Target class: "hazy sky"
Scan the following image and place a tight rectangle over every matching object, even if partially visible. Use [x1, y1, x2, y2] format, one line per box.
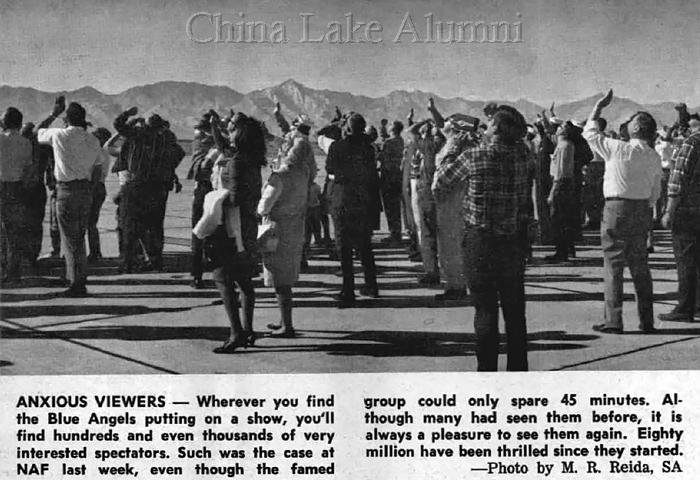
[1, 0, 698, 105]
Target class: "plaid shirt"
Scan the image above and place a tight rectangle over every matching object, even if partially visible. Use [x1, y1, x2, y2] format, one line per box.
[668, 132, 700, 209]
[432, 138, 533, 235]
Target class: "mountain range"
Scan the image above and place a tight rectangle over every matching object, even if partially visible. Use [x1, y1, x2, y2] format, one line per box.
[0, 79, 691, 139]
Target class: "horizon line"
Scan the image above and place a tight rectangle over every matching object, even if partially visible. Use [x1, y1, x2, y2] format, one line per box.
[0, 79, 693, 110]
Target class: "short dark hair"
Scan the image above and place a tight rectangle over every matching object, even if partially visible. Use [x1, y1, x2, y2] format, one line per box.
[2, 107, 23, 130]
[631, 111, 657, 147]
[347, 113, 366, 136]
[492, 106, 527, 143]
[391, 120, 404, 135]
[65, 102, 87, 127]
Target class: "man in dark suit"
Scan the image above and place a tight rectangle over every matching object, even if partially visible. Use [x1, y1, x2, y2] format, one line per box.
[326, 113, 380, 307]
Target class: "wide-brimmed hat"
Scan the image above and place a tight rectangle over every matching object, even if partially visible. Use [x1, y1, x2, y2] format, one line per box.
[446, 113, 479, 132]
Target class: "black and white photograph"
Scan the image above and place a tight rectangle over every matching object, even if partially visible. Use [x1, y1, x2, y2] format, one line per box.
[1, 0, 699, 376]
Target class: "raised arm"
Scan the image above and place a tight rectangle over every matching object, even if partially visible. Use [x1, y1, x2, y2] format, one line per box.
[208, 110, 227, 152]
[428, 98, 445, 128]
[273, 102, 291, 135]
[36, 96, 65, 131]
[113, 106, 139, 137]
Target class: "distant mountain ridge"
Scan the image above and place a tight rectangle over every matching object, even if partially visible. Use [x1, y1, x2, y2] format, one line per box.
[0, 80, 690, 139]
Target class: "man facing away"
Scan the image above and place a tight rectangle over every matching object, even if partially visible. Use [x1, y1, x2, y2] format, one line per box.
[582, 90, 661, 334]
[38, 98, 103, 297]
[326, 113, 380, 307]
[0, 107, 34, 284]
[432, 106, 533, 371]
[659, 116, 700, 322]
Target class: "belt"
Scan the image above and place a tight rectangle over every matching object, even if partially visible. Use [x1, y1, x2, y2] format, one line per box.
[605, 197, 646, 202]
[57, 179, 91, 185]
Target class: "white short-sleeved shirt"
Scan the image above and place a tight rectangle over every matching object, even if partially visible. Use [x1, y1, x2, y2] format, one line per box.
[38, 126, 102, 182]
[583, 120, 661, 206]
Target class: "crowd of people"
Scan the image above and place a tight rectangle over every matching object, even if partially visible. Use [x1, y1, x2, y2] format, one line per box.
[1, 89, 700, 370]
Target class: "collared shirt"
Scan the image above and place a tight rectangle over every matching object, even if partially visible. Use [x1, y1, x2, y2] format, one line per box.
[432, 138, 533, 236]
[667, 132, 700, 209]
[37, 126, 102, 182]
[549, 138, 575, 181]
[0, 130, 33, 182]
[583, 120, 661, 205]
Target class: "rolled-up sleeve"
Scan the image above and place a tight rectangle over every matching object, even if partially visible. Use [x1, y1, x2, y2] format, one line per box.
[37, 128, 57, 145]
[583, 120, 617, 161]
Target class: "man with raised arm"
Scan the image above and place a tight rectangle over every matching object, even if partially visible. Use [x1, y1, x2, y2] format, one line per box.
[38, 97, 103, 296]
[583, 90, 661, 334]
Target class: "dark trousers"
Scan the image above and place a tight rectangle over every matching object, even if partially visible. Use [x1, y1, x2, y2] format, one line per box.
[601, 200, 654, 330]
[582, 162, 605, 227]
[48, 189, 61, 255]
[550, 180, 577, 258]
[0, 182, 28, 279]
[56, 181, 93, 288]
[121, 182, 167, 270]
[25, 182, 47, 261]
[305, 206, 323, 245]
[146, 187, 169, 265]
[671, 225, 700, 316]
[87, 182, 106, 258]
[381, 181, 402, 239]
[191, 181, 212, 278]
[464, 226, 528, 371]
[333, 218, 377, 297]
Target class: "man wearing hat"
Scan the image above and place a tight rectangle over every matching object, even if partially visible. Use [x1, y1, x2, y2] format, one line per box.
[326, 113, 380, 307]
[660, 115, 700, 322]
[113, 108, 184, 273]
[37, 98, 103, 296]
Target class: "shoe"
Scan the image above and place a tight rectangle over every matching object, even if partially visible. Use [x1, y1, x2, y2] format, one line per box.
[659, 310, 693, 322]
[435, 289, 468, 301]
[544, 255, 568, 264]
[647, 246, 655, 254]
[417, 273, 441, 286]
[266, 322, 282, 331]
[87, 254, 102, 264]
[359, 286, 379, 298]
[334, 293, 355, 309]
[60, 286, 89, 298]
[190, 278, 205, 289]
[268, 329, 296, 338]
[639, 325, 657, 334]
[592, 323, 623, 334]
[244, 331, 256, 347]
[212, 337, 249, 354]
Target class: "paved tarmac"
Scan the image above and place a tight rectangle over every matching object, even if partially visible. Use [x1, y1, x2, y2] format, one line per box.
[1, 172, 698, 375]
